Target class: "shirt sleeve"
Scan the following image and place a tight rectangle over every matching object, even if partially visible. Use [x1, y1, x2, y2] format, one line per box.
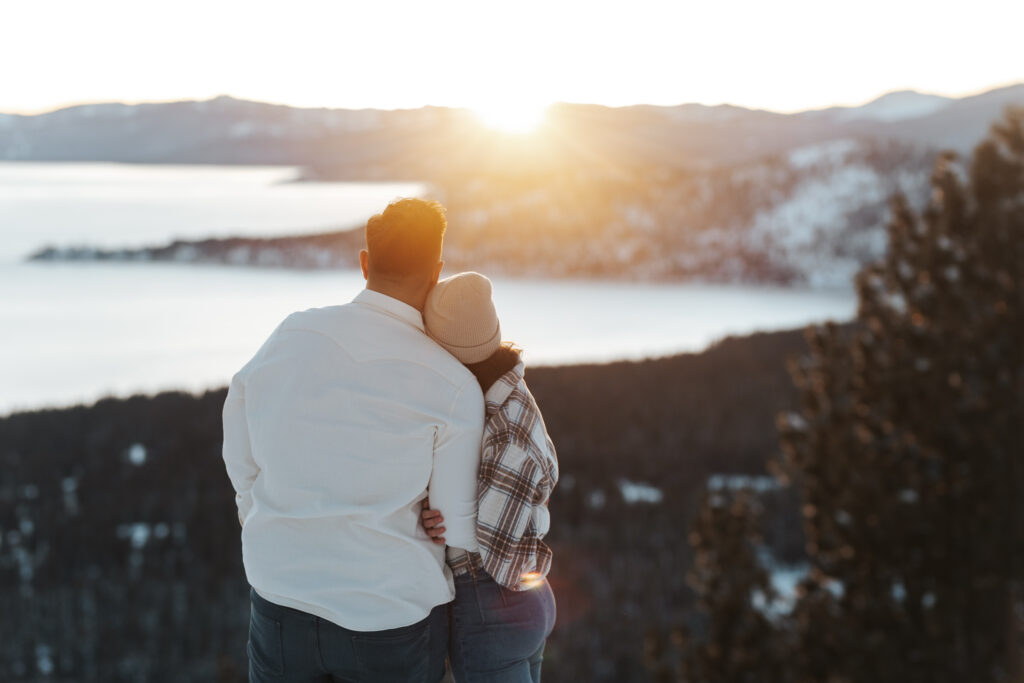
[476, 441, 550, 589]
[429, 378, 485, 551]
[222, 371, 259, 526]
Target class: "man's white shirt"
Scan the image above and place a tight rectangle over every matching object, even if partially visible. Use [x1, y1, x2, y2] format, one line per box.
[222, 289, 484, 631]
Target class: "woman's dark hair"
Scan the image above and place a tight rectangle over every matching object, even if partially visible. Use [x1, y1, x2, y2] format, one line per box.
[465, 342, 521, 393]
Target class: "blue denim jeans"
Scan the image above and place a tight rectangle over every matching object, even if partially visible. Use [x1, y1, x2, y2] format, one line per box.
[248, 588, 448, 683]
[449, 573, 557, 683]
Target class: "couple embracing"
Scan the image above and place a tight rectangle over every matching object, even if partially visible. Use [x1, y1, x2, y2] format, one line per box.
[222, 198, 559, 682]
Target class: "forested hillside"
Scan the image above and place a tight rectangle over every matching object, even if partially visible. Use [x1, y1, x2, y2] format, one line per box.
[0, 327, 812, 682]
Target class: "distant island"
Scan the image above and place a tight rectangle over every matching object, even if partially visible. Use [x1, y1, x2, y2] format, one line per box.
[29, 228, 365, 271]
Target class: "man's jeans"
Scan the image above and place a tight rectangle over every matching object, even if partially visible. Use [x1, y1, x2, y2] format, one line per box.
[449, 573, 557, 683]
[247, 588, 448, 683]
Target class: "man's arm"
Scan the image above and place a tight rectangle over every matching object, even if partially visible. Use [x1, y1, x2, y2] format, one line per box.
[428, 378, 485, 551]
[222, 371, 259, 526]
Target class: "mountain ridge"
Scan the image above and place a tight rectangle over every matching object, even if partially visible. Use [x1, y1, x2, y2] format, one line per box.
[3, 83, 1022, 170]
[6, 83, 1019, 121]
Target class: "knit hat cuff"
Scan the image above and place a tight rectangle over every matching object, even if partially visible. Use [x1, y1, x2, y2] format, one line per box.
[433, 322, 501, 364]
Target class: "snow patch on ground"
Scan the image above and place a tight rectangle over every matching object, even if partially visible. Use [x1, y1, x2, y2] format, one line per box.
[117, 523, 155, 548]
[787, 139, 858, 169]
[128, 443, 147, 466]
[760, 564, 809, 614]
[755, 561, 844, 616]
[617, 479, 664, 504]
[707, 474, 781, 492]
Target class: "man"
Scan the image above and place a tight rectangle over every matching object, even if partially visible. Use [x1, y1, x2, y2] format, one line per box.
[222, 198, 484, 682]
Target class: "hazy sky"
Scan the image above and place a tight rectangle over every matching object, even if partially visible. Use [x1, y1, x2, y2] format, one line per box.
[4, 0, 1023, 115]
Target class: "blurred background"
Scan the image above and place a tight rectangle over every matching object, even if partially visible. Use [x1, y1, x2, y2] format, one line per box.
[1, 1, 1022, 680]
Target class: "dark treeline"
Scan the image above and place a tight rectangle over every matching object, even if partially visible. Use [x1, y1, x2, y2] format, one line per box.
[0, 326, 815, 681]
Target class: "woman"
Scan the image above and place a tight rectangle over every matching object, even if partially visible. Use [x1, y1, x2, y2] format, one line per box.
[420, 272, 559, 683]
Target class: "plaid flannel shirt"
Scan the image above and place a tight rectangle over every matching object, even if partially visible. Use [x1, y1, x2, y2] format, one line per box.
[447, 361, 559, 590]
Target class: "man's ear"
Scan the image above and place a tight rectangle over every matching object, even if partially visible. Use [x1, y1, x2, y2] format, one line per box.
[430, 261, 444, 286]
[359, 250, 369, 280]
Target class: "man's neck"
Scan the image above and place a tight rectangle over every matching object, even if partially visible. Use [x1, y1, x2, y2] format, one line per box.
[364, 280, 427, 313]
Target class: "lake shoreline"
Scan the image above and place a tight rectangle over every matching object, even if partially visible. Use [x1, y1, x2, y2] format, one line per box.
[23, 234, 853, 287]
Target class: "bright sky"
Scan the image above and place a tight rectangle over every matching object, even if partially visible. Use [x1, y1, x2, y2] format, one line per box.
[4, 0, 1023, 115]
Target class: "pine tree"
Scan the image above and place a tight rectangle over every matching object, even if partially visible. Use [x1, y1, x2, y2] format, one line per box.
[779, 108, 1024, 682]
[785, 569, 845, 683]
[682, 490, 788, 683]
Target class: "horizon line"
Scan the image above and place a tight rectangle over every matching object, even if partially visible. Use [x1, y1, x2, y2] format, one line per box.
[3, 79, 1023, 118]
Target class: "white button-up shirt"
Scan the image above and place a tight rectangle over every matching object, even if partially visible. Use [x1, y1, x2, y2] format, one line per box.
[222, 289, 484, 631]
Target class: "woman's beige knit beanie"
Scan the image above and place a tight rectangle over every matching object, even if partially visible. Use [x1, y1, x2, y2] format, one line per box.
[424, 272, 501, 364]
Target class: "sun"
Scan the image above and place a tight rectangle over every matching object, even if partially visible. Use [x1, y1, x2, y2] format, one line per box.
[472, 101, 550, 135]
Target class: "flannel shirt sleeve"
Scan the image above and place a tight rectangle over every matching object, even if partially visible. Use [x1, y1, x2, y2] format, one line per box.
[475, 439, 552, 589]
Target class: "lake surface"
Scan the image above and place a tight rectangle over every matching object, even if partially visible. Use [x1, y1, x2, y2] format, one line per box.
[2, 261, 855, 414]
[0, 162, 857, 414]
[0, 162, 425, 263]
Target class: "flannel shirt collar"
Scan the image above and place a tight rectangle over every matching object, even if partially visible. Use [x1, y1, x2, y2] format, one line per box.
[484, 360, 525, 417]
[352, 288, 425, 333]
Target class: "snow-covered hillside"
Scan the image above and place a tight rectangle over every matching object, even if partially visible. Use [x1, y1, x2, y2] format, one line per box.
[743, 140, 928, 286]
[600, 138, 934, 286]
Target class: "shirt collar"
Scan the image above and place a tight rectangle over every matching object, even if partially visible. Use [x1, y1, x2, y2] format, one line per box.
[484, 360, 525, 416]
[352, 289, 425, 332]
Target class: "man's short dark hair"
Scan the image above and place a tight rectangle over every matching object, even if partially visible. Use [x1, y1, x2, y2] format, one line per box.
[365, 198, 446, 277]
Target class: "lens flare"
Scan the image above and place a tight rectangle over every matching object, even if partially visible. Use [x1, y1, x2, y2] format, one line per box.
[520, 571, 544, 589]
[473, 101, 549, 134]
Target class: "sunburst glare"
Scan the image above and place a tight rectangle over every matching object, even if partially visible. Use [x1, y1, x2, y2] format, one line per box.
[472, 101, 550, 134]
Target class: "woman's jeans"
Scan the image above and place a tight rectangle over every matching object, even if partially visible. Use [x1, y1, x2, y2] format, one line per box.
[248, 588, 448, 682]
[449, 572, 557, 683]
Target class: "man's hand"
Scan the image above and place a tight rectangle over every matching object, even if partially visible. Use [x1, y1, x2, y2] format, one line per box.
[421, 499, 447, 545]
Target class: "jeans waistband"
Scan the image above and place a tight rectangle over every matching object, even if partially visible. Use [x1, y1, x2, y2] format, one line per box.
[250, 587, 307, 620]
